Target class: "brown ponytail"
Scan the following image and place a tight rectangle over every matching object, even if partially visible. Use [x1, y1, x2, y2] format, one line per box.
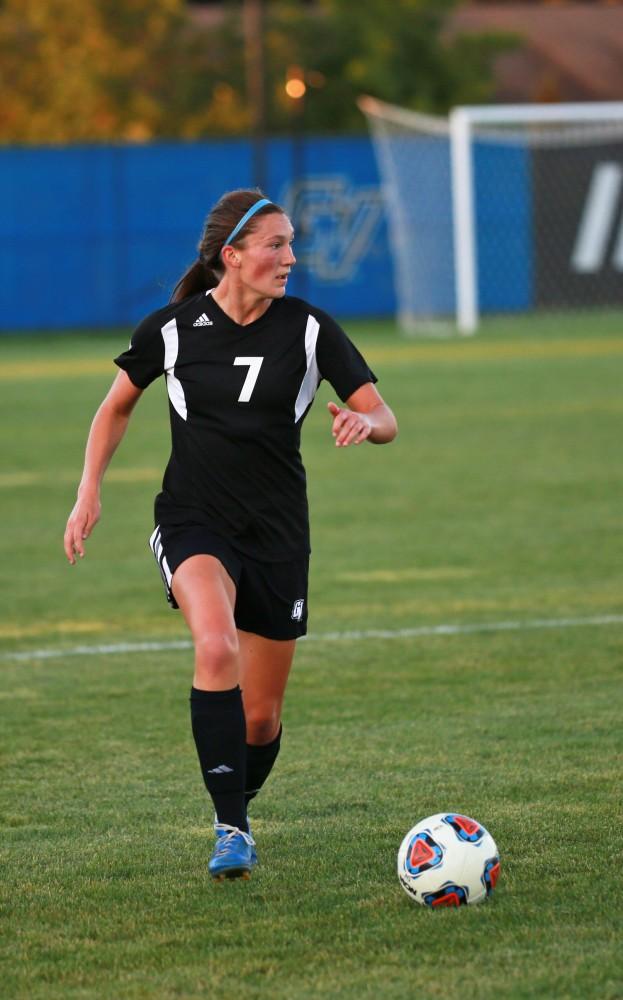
[170, 259, 219, 303]
[170, 188, 285, 303]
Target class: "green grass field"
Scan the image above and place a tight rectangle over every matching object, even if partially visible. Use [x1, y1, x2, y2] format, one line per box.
[1, 313, 622, 999]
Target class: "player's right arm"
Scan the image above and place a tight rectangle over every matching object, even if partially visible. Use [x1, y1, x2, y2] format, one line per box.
[64, 370, 143, 565]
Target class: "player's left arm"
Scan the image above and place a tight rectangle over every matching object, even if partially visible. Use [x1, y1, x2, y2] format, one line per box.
[327, 383, 398, 447]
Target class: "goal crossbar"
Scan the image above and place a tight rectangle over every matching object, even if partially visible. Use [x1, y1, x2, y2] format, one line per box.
[451, 102, 623, 332]
[361, 96, 623, 333]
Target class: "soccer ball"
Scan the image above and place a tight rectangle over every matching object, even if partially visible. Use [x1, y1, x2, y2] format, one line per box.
[397, 812, 500, 907]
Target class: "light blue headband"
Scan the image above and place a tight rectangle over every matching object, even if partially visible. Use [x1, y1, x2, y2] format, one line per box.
[222, 198, 272, 250]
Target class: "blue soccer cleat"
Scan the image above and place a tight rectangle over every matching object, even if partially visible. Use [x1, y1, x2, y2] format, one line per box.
[209, 823, 257, 880]
[213, 815, 258, 867]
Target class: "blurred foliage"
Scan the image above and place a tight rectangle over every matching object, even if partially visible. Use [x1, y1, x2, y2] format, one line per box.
[0, 0, 514, 143]
[263, 0, 514, 133]
[0, 0, 250, 142]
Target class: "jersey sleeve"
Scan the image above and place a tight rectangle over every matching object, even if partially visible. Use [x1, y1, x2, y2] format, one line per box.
[114, 313, 165, 389]
[314, 309, 377, 402]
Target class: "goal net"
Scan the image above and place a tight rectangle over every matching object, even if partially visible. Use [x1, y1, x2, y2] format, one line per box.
[359, 96, 623, 334]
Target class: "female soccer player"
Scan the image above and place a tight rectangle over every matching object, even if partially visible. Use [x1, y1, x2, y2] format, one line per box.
[64, 189, 397, 880]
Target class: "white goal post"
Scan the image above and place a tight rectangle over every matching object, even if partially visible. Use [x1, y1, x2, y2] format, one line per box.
[360, 96, 623, 334]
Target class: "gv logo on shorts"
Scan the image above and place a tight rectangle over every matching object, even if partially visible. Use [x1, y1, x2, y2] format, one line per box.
[291, 599, 305, 621]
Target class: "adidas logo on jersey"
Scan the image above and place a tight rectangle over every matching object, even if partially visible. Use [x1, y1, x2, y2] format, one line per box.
[193, 312, 213, 327]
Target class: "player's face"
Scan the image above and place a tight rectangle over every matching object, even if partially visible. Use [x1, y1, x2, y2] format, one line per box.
[238, 213, 296, 299]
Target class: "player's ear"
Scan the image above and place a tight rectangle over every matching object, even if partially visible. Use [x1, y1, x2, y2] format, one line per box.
[222, 246, 241, 267]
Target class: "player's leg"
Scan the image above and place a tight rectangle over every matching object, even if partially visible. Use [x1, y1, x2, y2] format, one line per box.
[172, 552, 239, 691]
[238, 632, 296, 807]
[233, 553, 308, 811]
[172, 554, 255, 878]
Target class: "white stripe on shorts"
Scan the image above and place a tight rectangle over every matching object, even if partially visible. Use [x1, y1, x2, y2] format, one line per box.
[149, 525, 175, 607]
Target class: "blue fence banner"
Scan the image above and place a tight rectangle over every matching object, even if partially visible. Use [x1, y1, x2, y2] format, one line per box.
[0, 135, 536, 332]
[474, 140, 533, 313]
[0, 138, 392, 331]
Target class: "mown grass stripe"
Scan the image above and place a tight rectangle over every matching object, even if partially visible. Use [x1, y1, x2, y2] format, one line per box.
[366, 336, 623, 365]
[2, 336, 623, 381]
[0, 467, 162, 488]
[3, 613, 622, 661]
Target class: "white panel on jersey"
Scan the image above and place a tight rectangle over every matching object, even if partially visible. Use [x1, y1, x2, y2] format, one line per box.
[294, 315, 321, 423]
[161, 318, 187, 421]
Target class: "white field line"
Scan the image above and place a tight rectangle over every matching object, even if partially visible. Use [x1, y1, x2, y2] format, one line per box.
[1, 614, 622, 662]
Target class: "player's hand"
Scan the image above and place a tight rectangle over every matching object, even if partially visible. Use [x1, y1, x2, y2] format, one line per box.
[327, 401, 372, 447]
[63, 493, 101, 564]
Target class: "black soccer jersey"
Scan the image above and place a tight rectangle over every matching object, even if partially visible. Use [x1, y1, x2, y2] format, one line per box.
[114, 291, 377, 560]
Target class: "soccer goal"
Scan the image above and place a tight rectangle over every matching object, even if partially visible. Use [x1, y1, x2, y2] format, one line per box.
[359, 96, 623, 334]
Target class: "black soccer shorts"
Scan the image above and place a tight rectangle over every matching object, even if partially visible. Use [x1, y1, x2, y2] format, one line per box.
[148, 524, 309, 641]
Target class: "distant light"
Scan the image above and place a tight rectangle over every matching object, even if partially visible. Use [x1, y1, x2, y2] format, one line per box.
[286, 78, 307, 100]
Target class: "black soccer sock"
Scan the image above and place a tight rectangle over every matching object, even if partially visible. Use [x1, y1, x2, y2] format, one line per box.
[245, 725, 282, 808]
[189, 686, 249, 832]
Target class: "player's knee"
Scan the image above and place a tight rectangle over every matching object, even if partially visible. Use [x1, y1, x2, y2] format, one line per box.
[245, 706, 281, 746]
[193, 630, 239, 679]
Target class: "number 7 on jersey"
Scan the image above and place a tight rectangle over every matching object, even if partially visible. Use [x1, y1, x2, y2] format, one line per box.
[233, 356, 264, 403]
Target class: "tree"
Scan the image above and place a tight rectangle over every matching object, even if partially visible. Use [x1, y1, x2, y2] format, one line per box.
[258, 0, 514, 133]
[0, 0, 248, 143]
[0, 0, 513, 143]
